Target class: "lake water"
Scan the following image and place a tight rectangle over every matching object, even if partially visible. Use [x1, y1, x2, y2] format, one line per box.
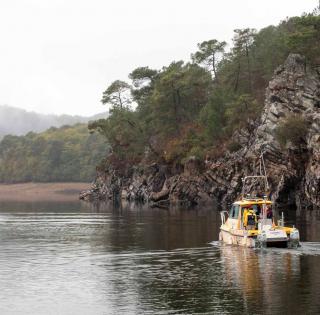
[0, 200, 320, 315]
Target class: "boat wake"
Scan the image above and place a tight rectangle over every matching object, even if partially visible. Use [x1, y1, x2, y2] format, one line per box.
[209, 240, 320, 256]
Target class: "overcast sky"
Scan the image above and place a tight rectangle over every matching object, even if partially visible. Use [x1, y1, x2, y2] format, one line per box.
[0, 0, 317, 116]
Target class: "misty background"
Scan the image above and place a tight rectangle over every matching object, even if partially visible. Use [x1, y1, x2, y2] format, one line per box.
[0, 105, 106, 139]
[0, 0, 317, 117]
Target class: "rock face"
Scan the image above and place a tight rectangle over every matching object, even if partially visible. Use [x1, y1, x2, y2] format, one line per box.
[80, 54, 320, 211]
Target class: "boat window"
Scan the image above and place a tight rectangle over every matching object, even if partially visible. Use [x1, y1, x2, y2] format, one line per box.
[252, 204, 261, 215]
[229, 205, 240, 219]
[228, 207, 233, 218]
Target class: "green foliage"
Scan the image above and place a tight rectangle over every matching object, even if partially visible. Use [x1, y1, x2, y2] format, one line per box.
[129, 67, 158, 88]
[89, 107, 145, 163]
[91, 11, 319, 168]
[225, 94, 262, 132]
[227, 141, 242, 153]
[249, 25, 289, 88]
[101, 80, 132, 109]
[199, 88, 233, 142]
[150, 62, 212, 138]
[0, 124, 108, 183]
[286, 14, 320, 62]
[191, 39, 227, 79]
[90, 62, 212, 166]
[275, 115, 309, 147]
[218, 14, 320, 102]
[163, 124, 206, 163]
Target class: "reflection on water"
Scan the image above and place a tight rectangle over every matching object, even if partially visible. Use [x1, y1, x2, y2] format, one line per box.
[219, 245, 320, 314]
[0, 201, 319, 314]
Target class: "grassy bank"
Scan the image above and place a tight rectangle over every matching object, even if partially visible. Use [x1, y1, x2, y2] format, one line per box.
[0, 182, 90, 202]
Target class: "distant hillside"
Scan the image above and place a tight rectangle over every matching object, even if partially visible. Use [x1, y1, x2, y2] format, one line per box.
[0, 105, 107, 138]
[0, 123, 109, 183]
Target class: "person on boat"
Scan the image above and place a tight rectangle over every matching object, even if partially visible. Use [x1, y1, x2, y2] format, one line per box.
[243, 207, 257, 230]
[266, 206, 273, 219]
[244, 204, 260, 218]
[252, 204, 261, 218]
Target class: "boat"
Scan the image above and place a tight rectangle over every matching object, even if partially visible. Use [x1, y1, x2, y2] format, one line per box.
[219, 154, 300, 248]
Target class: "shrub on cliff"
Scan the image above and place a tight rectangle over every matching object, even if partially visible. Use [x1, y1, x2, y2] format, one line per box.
[275, 115, 309, 147]
[227, 141, 242, 153]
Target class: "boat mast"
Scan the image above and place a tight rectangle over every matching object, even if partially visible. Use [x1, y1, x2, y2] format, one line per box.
[241, 151, 269, 198]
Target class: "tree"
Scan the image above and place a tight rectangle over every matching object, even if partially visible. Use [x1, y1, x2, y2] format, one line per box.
[101, 80, 132, 109]
[191, 39, 227, 80]
[225, 94, 261, 133]
[150, 62, 211, 138]
[129, 67, 158, 88]
[89, 107, 146, 164]
[199, 88, 232, 142]
[129, 67, 157, 109]
[249, 25, 288, 89]
[232, 28, 256, 92]
[286, 14, 320, 63]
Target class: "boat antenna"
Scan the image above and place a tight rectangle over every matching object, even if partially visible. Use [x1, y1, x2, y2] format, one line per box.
[259, 151, 269, 193]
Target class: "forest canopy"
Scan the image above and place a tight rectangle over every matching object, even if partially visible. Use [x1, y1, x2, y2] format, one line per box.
[90, 12, 320, 170]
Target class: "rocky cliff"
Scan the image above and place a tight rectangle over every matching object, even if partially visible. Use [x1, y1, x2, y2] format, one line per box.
[80, 54, 320, 211]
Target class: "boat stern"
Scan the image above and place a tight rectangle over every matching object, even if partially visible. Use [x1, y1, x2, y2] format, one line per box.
[256, 227, 300, 248]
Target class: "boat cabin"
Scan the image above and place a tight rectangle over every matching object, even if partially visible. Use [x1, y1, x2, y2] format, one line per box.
[227, 198, 274, 231]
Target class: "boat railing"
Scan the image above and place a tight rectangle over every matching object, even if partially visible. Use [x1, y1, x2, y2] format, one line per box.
[242, 196, 268, 202]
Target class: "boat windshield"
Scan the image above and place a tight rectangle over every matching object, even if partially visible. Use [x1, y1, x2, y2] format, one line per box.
[242, 203, 273, 218]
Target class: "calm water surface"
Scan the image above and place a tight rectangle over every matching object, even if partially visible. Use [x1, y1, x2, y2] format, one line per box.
[0, 200, 320, 315]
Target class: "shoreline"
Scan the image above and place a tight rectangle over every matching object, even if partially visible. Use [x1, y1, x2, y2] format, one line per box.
[0, 182, 90, 202]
